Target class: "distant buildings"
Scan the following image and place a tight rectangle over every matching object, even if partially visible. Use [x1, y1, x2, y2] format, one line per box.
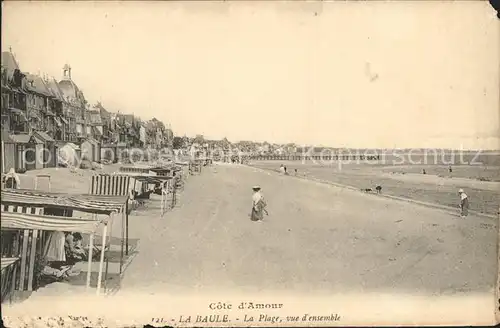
[1, 49, 174, 173]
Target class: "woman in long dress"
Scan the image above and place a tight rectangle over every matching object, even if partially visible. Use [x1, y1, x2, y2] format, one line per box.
[251, 186, 267, 222]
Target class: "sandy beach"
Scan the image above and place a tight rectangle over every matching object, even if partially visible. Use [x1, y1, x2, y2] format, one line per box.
[3, 162, 497, 325]
[249, 161, 500, 216]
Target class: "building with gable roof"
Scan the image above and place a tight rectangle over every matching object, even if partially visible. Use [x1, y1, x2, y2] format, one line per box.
[21, 74, 59, 169]
[58, 64, 87, 141]
[1, 50, 28, 134]
[25, 74, 54, 135]
[94, 102, 118, 144]
[45, 77, 70, 141]
[88, 108, 104, 142]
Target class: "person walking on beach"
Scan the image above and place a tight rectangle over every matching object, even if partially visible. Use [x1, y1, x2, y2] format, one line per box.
[458, 188, 469, 218]
[251, 186, 267, 222]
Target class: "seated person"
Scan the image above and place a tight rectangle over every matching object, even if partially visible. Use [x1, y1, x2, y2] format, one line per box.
[41, 263, 73, 282]
[65, 232, 87, 263]
[4, 168, 21, 189]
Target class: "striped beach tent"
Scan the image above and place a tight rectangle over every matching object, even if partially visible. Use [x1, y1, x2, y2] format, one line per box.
[1, 211, 108, 296]
[90, 174, 131, 196]
[1, 188, 128, 275]
[116, 172, 175, 214]
[88, 174, 130, 269]
[1, 189, 125, 214]
[1, 204, 44, 294]
[1, 257, 20, 303]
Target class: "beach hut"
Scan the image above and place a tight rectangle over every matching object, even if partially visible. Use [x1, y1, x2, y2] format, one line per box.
[116, 142, 128, 162]
[83, 138, 101, 163]
[33, 131, 57, 168]
[1, 188, 129, 288]
[101, 143, 117, 163]
[0, 210, 108, 298]
[9, 134, 43, 172]
[80, 138, 95, 162]
[93, 139, 101, 163]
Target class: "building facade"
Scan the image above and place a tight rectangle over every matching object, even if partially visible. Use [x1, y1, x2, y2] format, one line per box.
[2, 50, 175, 171]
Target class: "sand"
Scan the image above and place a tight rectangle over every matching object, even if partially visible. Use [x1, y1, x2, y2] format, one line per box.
[2, 163, 497, 325]
[249, 161, 500, 216]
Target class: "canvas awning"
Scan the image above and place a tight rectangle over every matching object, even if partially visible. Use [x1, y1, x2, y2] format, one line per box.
[11, 87, 26, 95]
[150, 167, 173, 174]
[1, 211, 104, 233]
[34, 131, 55, 143]
[87, 137, 99, 146]
[1, 257, 20, 271]
[1, 210, 110, 295]
[116, 172, 173, 183]
[1, 189, 127, 215]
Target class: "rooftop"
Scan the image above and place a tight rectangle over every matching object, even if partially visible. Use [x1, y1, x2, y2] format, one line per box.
[25, 74, 52, 97]
[46, 78, 67, 102]
[1, 51, 21, 80]
[33, 130, 55, 142]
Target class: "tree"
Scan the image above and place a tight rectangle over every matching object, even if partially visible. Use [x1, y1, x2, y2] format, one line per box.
[172, 136, 184, 150]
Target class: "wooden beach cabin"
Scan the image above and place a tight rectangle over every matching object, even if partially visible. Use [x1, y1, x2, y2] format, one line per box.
[116, 142, 128, 163]
[81, 138, 98, 162]
[33, 131, 57, 168]
[9, 133, 44, 172]
[101, 143, 117, 163]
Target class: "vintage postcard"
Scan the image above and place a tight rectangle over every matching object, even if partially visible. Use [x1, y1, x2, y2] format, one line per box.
[1, 0, 499, 327]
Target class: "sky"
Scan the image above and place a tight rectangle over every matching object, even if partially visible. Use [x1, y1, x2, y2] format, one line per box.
[2, 1, 499, 149]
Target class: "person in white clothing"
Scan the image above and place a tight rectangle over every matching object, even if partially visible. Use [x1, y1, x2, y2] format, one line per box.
[458, 188, 469, 218]
[4, 168, 20, 189]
